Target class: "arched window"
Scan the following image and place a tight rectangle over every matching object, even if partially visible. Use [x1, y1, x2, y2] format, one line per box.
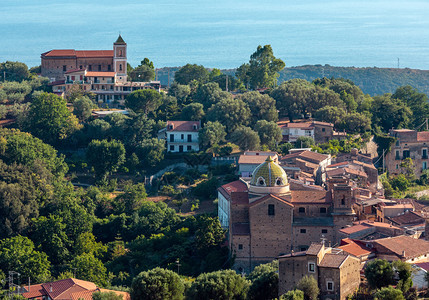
[341, 196, 345, 205]
[257, 177, 266, 186]
[275, 177, 283, 186]
[119, 64, 122, 71]
[119, 49, 123, 57]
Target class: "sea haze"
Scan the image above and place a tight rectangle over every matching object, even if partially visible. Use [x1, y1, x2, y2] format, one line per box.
[1, 0, 428, 69]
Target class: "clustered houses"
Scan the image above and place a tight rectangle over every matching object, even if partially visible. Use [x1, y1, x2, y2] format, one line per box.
[223, 147, 429, 298]
[42, 35, 160, 106]
[385, 128, 429, 178]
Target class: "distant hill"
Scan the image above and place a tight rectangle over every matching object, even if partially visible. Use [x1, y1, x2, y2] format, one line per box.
[156, 65, 429, 96]
[278, 65, 429, 96]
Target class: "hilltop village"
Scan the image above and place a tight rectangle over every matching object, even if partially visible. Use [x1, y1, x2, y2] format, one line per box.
[1, 36, 429, 299]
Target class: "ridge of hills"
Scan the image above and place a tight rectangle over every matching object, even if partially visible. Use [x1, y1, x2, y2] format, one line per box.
[156, 65, 429, 96]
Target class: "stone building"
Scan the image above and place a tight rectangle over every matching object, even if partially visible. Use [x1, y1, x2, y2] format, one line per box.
[218, 156, 358, 272]
[42, 35, 127, 82]
[43, 35, 160, 105]
[385, 129, 429, 177]
[278, 243, 361, 300]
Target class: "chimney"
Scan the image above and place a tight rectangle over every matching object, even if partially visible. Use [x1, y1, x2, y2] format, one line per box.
[402, 250, 406, 258]
[50, 284, 53, 293]
[28, 277, 30, 293]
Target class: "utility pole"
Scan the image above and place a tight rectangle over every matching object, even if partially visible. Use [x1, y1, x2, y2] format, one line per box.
[175, 258, 181, 275]
[397, 58, 400, 69]
[225, 75, 228, 92]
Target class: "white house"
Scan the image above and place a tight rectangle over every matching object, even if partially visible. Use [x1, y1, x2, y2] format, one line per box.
[158, 120, 200, 153]
[278, 122, 314, 143]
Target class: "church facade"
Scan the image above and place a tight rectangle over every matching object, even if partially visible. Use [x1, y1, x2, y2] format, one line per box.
[218, 157, 356, 272]
[42, 36, 160, 105]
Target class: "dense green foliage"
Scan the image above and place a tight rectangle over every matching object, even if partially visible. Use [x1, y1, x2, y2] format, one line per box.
[131, 267, 184, 300]
[278, 65, 429, 96]
[296, 276, 319, 300]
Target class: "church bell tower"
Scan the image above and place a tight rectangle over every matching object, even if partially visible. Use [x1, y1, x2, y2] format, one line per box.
[113, 35, 127, 82]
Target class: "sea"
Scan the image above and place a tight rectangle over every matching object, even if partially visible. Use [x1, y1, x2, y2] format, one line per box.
[1, 0, 429, 70]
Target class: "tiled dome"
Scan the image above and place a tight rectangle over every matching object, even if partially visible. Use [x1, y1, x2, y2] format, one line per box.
[250, 156, 288, 187]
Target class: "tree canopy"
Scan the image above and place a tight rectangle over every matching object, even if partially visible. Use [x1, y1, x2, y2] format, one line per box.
[174, 64, 209, 85]
[25, 92, 81, 145]
[237, 45, 285, 89]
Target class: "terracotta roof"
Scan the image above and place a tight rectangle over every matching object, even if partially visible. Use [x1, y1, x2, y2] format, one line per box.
[414, 262, 429, 271]
[306, 243, 323, 255]
[49, 80, 65, 86]
[417, 131, 429, 142]
[387, 211, 425, 226]
[238, 155, 272, 165]
[22, 283, 45, 299]
[41, 278, 96, 300]
[282, 150, 329, 164]
[166, 121, 200, 132]
[70, 289, 97, 300]
[319, 253, 348, 268]
[85, 71, 116, 77]
[373, 236, 429, 259]
[99, 289, 130, 300]
[232, 223, 250, 235]
[338, 239, 372, 257]
[219, 180, 248, 196]
[42, 50, 113, 58]
[340, 224, 372, 235]
[327, 161, 349, 168]
[42, 49, 76, 57]
[284, 122, 313, 129]
[295, 158, 319, 170]
[312, 121, 334, 127]
[290, 190, 330, 204]
[327, 167, 367, 178]
[249, 194, 294, 208]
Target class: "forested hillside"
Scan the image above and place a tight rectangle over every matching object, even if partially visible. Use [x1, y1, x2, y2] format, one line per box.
[279, 65, 429, 96]
[158, 65, 429, 96]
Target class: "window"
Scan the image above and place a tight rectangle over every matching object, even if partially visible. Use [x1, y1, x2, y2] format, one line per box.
[257, 177, 266, 186]
[238, 244, 243, 250]
[424, 162, 427, 170]
[327, 281, 334, 291]
[396, 164, 399, 169]
[187, 134, 192, 142]
[63, 65, 67, 71]
[98, 65, 101, 71]
[268, 204, 275, 216]
[298, 207, 305, 213]
[322, 229, 328, 234]
[396, 140, 400, 146]
[79, 65, 82, 69]
[276, 177, 283, 186]
[187, 145, 192, 151]
[403, 150, 410, 159]
[322, 128, 325, 132]
[170, 134, 174, 142]
[119, 64, 123, 71]
[308, 263, 315, 273]
[423, 149, 428, 159]
[119, 49, 123, 57]
[181, 134, 184, 140]
[80, 75, 83, 80]
[300, 229, 306, 234]
[88, 65, 92, 71]
[320, 207, 327, 213]
[108, 65, 111, 71]
[341, 196, 345, 205]
[170, 145, 174, 151]
[395, 150, 400, 160]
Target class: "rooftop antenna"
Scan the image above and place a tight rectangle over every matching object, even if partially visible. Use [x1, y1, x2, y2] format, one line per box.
[397, 58, 400, 69]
